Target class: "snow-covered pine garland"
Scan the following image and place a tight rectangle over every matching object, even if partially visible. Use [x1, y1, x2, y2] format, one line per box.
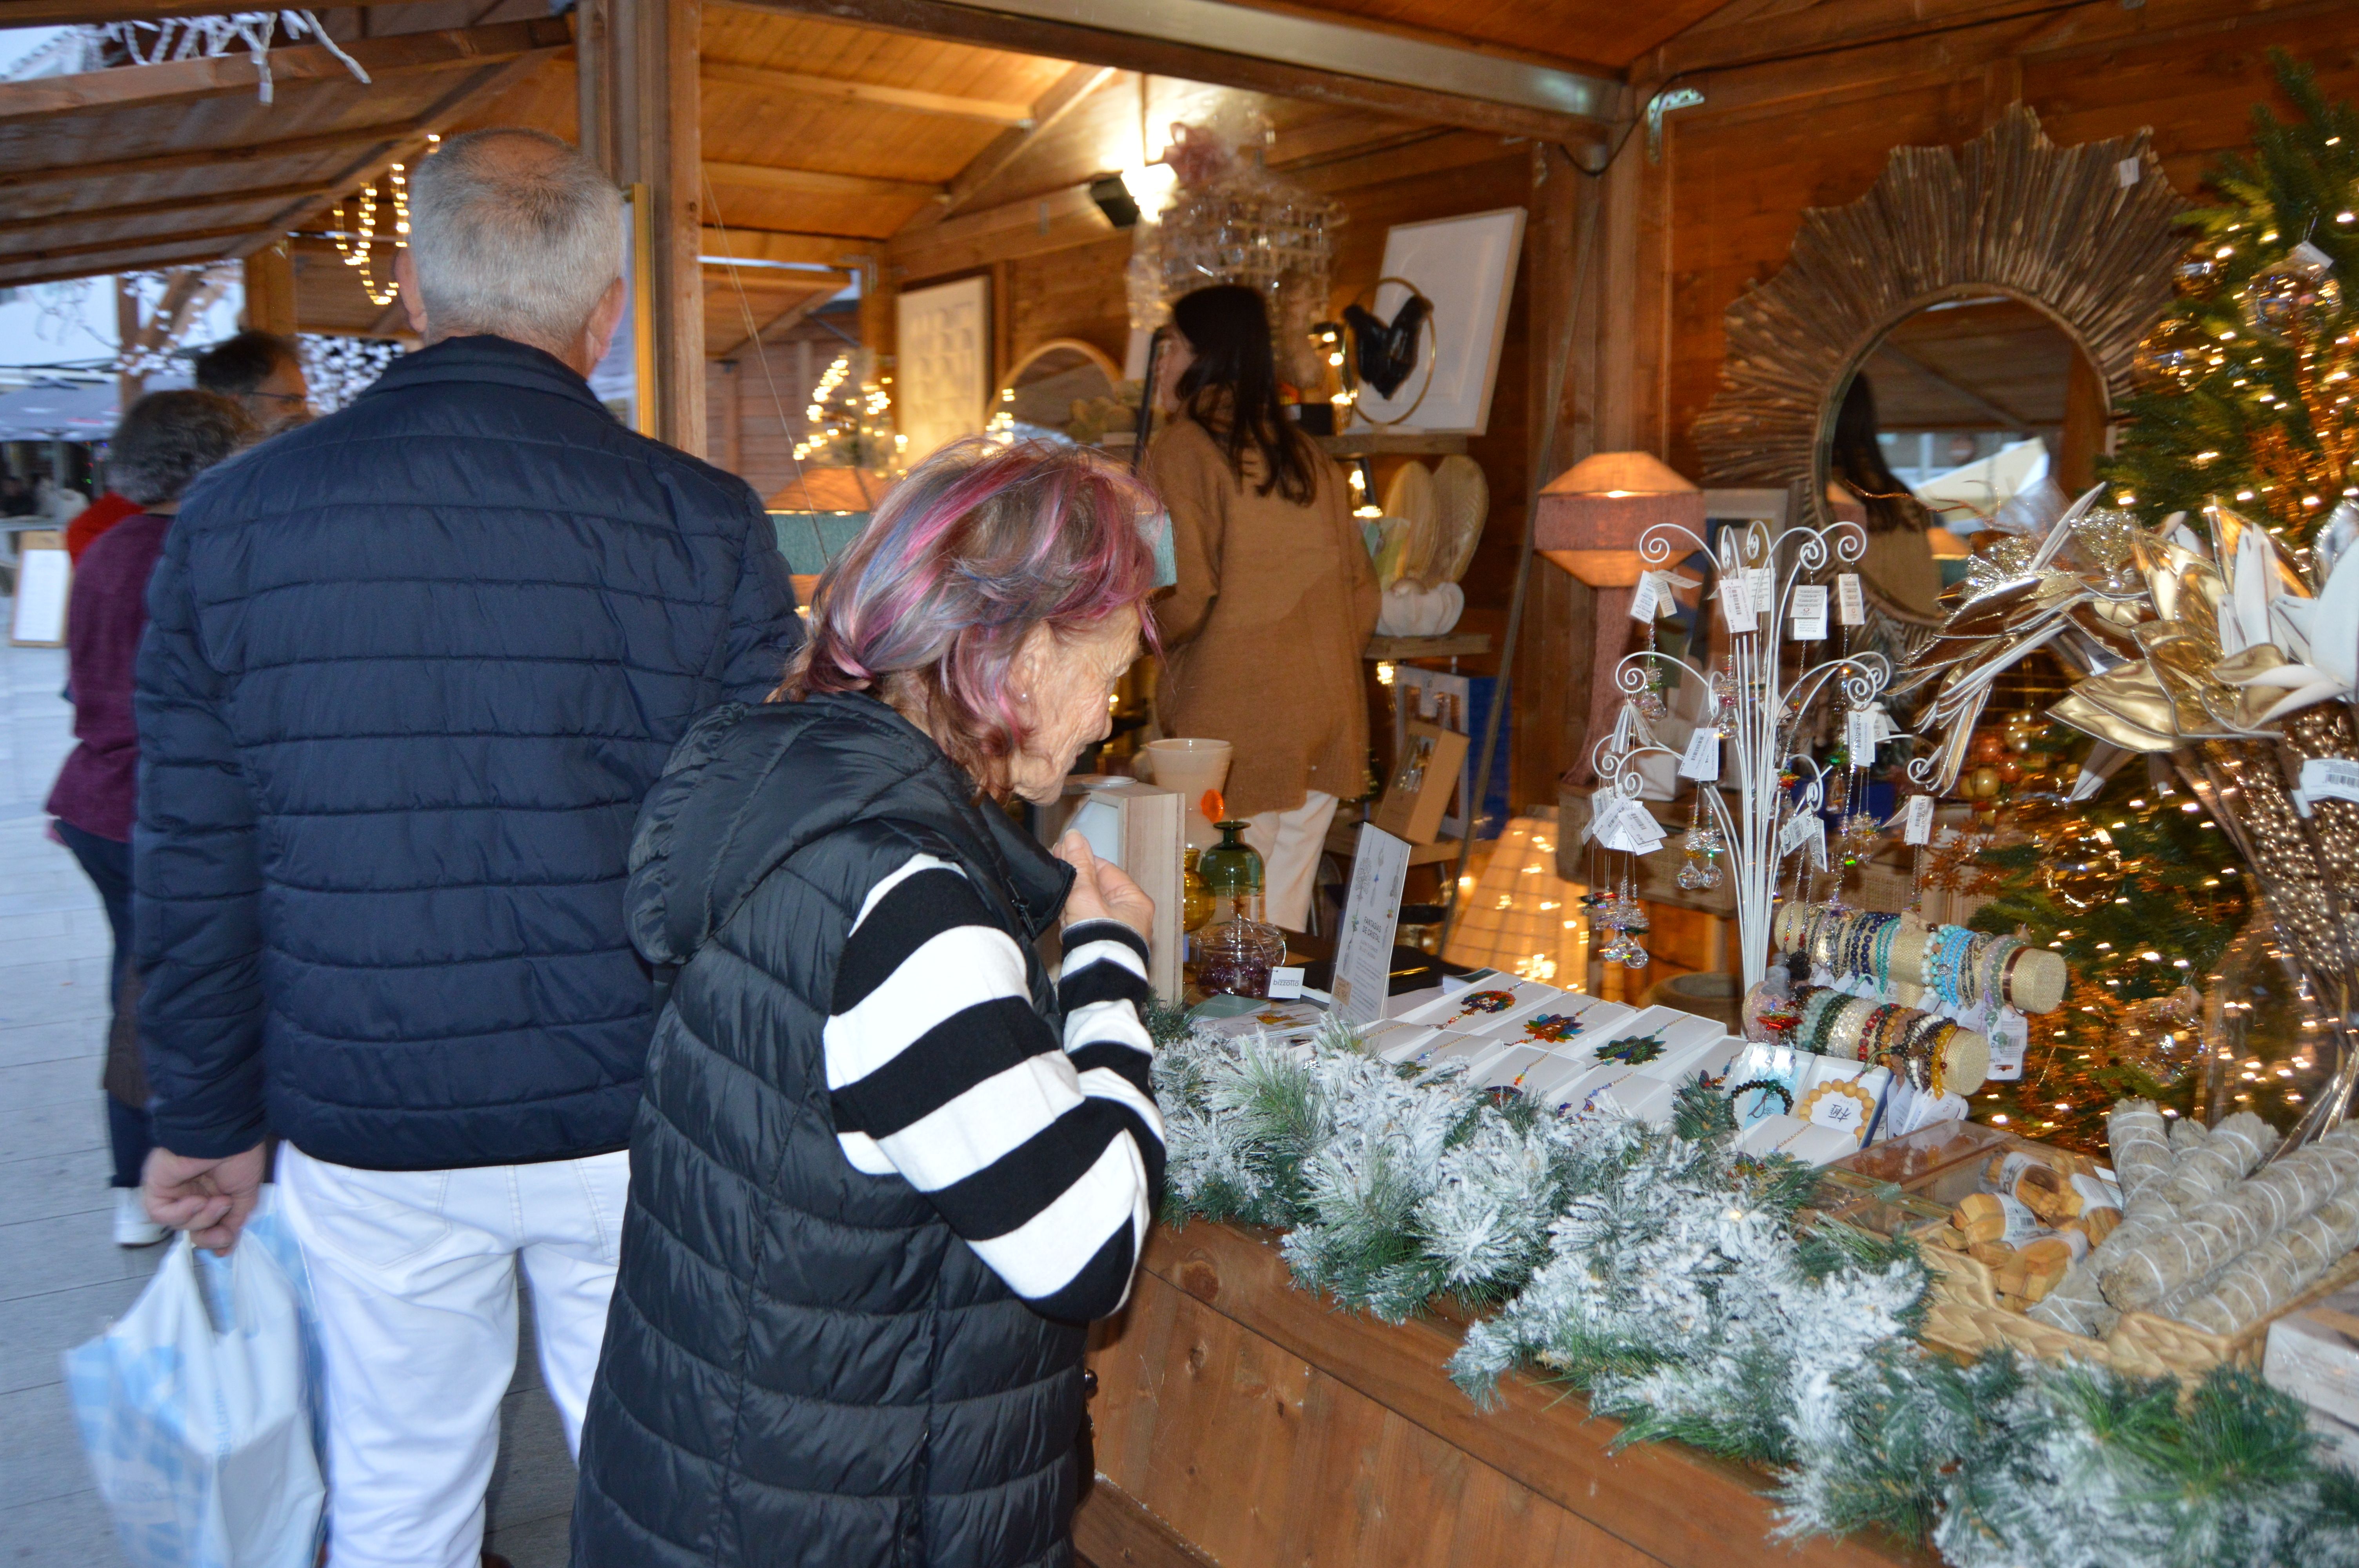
[1147, 1014, 2359, 1566]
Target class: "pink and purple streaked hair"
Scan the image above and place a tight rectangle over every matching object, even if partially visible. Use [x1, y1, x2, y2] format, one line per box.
[777, 437, 1162, 793]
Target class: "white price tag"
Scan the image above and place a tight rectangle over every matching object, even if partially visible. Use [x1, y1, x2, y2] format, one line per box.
[1846, 708, 1877, 759]
[1807, 817, 1827, 870]
[1779, 811, 1816, 855]
[1717, 574, 1756, 631]
[1986, 1012, 2028, 1081]
[1790, 584, 1827, 641]
[1677, 726, 1721, 781]
[1835, 573, 1865, 626]
[1903, 794, 1935, 846]
[1628, 572, 1660, 622]
[1872, 704, 1897, 742]
[2301, 758, 2359, 805]
[1747, 567, 1775, 621]
[1266, 966, 1305, 1000]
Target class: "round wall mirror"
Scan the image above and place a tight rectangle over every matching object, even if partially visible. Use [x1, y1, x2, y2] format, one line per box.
[989, 339, 1122, 444]
[1815, 292, 2107, 618]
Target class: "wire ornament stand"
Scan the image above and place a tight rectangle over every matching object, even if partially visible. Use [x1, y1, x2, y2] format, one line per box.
[1588, 517, 1890, 988]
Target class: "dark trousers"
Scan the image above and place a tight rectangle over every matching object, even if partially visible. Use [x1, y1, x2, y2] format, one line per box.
[55, 820, 151, 1189]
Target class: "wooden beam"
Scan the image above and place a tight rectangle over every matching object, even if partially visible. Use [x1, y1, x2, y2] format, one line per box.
[889, 181, 1113, 282]
[700, 59, 1031, 125]
[0, 16, 570, 126]
[1645, 0, 2083, 80]
[705, 160, 947, 202]
[698, 225, 876, 268]
[724, 0, 1619, 148]
[0, 181, 333, 239]
[0, 118, 422, 193]
[928, 62, 1115, 223]
[242, 238, 297, 336]
[0, 220, 257, 267]
[0, 235, 244, 287]
[714, 287, 837, 359]
[0, 0, 358, 24]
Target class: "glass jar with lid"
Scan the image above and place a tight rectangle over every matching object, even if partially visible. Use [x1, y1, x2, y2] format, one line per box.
[1192, 820, 1287, 997]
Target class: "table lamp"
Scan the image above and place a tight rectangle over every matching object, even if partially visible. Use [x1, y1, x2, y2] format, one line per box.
[1533, 452, 1704, 587]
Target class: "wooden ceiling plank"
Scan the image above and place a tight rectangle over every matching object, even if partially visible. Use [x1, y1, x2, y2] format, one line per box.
[0, 218, 256, 266]
[721, 0, 1616, 147]
[241, 45, 567, 258]
[714, 285, 841, 358]
[699, 224, 878, 267]
[0, 119, 422, 194]
[0, 0, 356, 23]
[889, 179, 1115, 280]
[1645, 0, 2083, 80]
[706, 159, 947, 200]
[0, 180, 334, 239]
[700, 58, 1032, 123]
[0, 240, 236, 288]
[926, 62, 1116, 224]
[0, 16, 570, 127]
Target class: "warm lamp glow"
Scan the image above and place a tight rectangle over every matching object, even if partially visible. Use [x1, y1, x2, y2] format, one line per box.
[1120, 163, 1177, 212]
[1532, 451, 1702, 587]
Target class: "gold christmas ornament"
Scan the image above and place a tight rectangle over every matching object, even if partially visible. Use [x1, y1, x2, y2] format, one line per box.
[2044, 827, 2123, 911]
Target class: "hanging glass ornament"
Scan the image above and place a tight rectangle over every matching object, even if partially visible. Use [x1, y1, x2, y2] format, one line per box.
[2043, 825, 2123, 911]
[2245, 239, 2341, 338]
[1635, 619, 1669, 722]
[2174, 251, 2220, 296]
[2110, 983, 2203, 1086]
[2071, 506, 2144, 591]
[2131, 313, 2210, 389]
[1712, 653, 1738, 737]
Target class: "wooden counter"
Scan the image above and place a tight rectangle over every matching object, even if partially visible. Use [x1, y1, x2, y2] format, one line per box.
[1076, 1221, 1926, 1568]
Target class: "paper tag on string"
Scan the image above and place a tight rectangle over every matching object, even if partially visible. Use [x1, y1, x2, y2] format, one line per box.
[1677, 727, 1721, 781]
[1717, 575, 1756, 631]
[1903, 794, 1935, 845]
[1986, 1012, 2028, 1081]
[1628, 572, 1660, 622]
[1790, 584, 1827, 641]
[1265, 966, 1305, 1000]
[1845, 708, 1877, 758]
[1747, 567, 1775, 622]
[1806, 817, 1827, 870]
[1835, 573, 1865, 626]
[1779, 811, 1817, 856]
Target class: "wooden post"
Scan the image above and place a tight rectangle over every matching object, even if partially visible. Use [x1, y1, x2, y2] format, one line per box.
[241, 238, 298, 337]
[582, 0, 705, 456]
[114, 276, 143, 410]
[858, 256, 898, 444]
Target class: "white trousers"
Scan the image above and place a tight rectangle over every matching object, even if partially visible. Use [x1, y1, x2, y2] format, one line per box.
[276, 1143, 631, 1568]
[1241, 789, 1340, 932]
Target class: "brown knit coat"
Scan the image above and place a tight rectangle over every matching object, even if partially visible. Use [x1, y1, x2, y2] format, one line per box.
[1143, 413, 1380, 818]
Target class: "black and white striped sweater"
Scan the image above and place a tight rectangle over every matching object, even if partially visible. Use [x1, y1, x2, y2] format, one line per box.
[825, 851, 1165, 1322]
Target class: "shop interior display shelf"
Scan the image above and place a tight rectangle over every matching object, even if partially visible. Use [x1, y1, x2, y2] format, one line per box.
[1365, 633, 1491, 661]
[1316, 432, 1470, 458]
[1075, 1220, 1925, 1568]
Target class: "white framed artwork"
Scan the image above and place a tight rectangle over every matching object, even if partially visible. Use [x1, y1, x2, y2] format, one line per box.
[895, 275, 990, 464]
[1352, 207, 1527, 436]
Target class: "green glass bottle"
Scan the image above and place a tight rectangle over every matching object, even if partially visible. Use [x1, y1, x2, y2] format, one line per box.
[1194, 820, 1285, 998]
[1194, 820, 1265, 926]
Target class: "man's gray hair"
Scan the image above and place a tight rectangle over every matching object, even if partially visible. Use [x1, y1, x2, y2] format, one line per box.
[109, 390, 254, 507]
[409, 129, 622, 348]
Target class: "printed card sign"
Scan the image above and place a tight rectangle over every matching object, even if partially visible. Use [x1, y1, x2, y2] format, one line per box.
[1846, 708, 1877, 759]
[1835, 572, 1865, 626]
[1903, 794, 1935, 845]
[1986, 1011, 2028, 1080]
[1677, 726, 1721, 781]
[1265, 966, 1305, 1001]
[1747, 567, 1775, 624]
[1790, 584, 1827, 641]
[1628, 572, 1660, 622]
[1330, 825, 1411, 1027]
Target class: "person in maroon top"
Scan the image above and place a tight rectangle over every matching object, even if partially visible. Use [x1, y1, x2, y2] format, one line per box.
[46, 390, 253, 1246]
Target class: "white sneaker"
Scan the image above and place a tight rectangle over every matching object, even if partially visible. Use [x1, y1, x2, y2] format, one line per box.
[113, 1188, 165, 1248]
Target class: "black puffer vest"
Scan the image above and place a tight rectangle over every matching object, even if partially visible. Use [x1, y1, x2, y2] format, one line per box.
[571, 694, 1086, 1568]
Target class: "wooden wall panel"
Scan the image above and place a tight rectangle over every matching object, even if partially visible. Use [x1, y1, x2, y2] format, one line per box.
[1643, 0, 2359, 478]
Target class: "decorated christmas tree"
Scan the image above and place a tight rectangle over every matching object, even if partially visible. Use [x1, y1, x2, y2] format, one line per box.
[2104, 53, 2359, 547]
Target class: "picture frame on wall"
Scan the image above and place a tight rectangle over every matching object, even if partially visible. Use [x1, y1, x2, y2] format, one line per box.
[1373, 720, 1470, 846]
[586, 182, 656, 434]
[1351, 207, 1526, 436]
[896, 275, 991, 465]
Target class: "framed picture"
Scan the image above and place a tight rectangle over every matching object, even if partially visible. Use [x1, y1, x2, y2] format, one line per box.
[896, 275, 990, 464]
[9, 530, 67, 646]
[1352, 207, 1526, 436]
[1373, 720, 1470, 845]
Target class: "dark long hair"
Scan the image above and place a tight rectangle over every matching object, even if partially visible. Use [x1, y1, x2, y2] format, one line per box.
[1828, 373, 1932, 534]
[1171, 285, 1319, 506]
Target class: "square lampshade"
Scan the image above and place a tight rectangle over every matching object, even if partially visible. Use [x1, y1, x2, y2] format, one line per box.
[1533, 451, 1705, 586]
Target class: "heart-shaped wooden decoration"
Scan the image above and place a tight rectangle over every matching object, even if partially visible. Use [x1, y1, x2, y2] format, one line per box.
[1344, 292, 1431, 398]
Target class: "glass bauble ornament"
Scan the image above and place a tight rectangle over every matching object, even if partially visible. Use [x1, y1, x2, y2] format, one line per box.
[2042, 826, 2123, 910]
[2111, 983, 2203, 1086]
[2132, 314, 2210, 388]
[2072, 507, 2143, 589]
[2174, 252, 2220, 295]
[2245, 240, 2341, 338]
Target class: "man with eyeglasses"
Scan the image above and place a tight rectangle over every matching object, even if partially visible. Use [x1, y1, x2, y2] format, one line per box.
[193, 329, 312, 432]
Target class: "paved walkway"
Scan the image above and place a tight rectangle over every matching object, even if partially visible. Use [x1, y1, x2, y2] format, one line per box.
[0, 619, 574, 1563]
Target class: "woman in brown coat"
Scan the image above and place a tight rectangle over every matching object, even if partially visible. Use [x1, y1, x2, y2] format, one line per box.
[1143, 285, 1379, 929]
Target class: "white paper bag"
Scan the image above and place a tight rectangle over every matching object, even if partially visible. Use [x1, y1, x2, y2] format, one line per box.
[65, 1218, 325, 1568]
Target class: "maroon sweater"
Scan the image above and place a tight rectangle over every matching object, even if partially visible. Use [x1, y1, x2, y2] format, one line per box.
[47, 511, 171, 843]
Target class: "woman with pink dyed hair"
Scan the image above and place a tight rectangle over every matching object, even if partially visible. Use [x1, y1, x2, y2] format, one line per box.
[572, 438, 1167, 1568]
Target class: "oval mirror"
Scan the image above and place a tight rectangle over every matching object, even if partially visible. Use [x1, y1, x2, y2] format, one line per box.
[1816, 293, 2107, 619]
[988, 339, 1122, 445]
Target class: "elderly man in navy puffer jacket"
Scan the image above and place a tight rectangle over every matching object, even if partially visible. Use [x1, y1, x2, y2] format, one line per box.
[134, 127, 801, 1568]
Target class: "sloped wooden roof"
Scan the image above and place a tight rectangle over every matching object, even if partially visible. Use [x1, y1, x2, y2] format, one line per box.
[0, 14, 570, 289]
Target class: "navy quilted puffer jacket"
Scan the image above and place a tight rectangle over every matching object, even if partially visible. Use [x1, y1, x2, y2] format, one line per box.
[132, 334, 802, 1172]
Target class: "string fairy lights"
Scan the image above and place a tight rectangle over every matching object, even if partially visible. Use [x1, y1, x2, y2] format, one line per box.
[329, 134, 438, 309]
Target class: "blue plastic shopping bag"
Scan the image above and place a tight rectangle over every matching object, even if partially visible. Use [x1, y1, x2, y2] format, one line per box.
[65, 1196, 326, 1568]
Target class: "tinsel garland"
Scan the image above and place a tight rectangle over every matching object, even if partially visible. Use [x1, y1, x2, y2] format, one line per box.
[1148, 1013, 2359, 1566]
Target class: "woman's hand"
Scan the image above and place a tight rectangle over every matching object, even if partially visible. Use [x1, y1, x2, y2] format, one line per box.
[1054, 831, 1154, 941]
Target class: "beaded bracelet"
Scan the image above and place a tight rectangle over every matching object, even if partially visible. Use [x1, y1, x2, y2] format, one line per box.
[1872, 917, 1901, 987]
[1728, 1079, 1794, 1119]
[1802, 990, 1845, 1056]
